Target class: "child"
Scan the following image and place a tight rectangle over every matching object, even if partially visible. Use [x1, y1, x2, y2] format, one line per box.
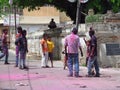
[62, 49, 68, 70]
[84, 38, 95, 76]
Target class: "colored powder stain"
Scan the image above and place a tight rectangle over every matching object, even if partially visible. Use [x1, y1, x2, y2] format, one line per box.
[0, 74, 44, 81]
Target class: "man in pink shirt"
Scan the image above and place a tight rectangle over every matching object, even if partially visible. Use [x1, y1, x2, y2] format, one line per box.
[64, 28, 83, 77]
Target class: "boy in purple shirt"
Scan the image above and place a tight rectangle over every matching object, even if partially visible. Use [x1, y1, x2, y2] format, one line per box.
[64, 28, 83, 77]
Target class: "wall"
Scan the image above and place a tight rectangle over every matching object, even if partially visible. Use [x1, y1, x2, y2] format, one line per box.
[86, 21, 120, 67]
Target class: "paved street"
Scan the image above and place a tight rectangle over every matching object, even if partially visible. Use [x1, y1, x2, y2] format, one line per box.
[0, 50, 120, 90]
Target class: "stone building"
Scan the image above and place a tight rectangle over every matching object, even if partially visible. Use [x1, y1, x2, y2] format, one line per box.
[86, 11, 120, 67]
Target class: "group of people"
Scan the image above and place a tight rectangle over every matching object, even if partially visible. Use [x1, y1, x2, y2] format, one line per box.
[0, 25, 100, 77]
[40, 33, 55, 68]
[64, 27, 100, 77]
[15, 26, 28, 69]
[0, 27, 28, 70]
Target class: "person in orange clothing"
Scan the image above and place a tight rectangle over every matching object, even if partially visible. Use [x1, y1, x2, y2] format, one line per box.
[40, 33, 49, 68]
[47, 36, 54, 68]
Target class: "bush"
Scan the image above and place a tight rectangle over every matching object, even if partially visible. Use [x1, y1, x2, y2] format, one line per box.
[85, 14, 103, 23]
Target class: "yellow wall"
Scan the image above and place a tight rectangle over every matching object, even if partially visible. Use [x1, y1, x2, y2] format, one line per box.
[23, 6, 60, 17]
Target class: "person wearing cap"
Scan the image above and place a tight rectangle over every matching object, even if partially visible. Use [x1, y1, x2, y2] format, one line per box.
[64, 28, 83, 77]
[87, 27, 100, 77]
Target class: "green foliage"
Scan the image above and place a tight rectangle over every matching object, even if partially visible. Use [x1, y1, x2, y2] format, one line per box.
[0, 0, 10, 18]
[85, 14, 103, 23]
[1, 0, 119, 22]
[14, 0, 120, 23]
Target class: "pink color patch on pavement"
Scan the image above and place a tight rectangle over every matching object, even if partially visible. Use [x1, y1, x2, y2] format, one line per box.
[0, 73, 46, 81]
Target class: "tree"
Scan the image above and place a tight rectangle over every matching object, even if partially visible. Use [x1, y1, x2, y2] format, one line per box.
[3, 0, 120, 23]
[0, 0, 10, 18]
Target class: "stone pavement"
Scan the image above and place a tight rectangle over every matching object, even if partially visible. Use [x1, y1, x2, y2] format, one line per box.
[0, 50, 120, 90]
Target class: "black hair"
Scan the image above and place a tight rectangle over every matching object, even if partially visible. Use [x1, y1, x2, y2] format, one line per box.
[17, 26, 22, 33]
[23, 30, 26, 34]
[72, 28, 78, 34]
[43, 33, 48, 38]
[2, 28, 7, 33]
[89, 30, 95, 35]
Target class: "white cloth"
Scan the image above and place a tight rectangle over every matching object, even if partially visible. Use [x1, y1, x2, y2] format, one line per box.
[41, 52, 48, 67]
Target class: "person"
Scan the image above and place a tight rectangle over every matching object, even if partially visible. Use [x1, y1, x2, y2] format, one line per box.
[17, 30, 28, 69]
[48, 18, 57, 29]
[0, 35, 2, 51]
[84, 38, 95, 75]
[15, 26, 23, 67]
[62, 50, 68, 70]
[87, 27, 100, 77]
[47, 36, 54, 68]
[62, 46, 68, 70]
[40, 33, 49, 68]
[64, 28, 83, 77]
[83, 38, 91, 66]
[0, 29, 10, 64]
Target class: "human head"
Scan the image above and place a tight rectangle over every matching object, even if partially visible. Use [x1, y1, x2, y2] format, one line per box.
[86, 40, 90, 46]
[72, 27, 78, 34]
[51, 18, 54, 21]
[47, 35, 51, 41]
[3, 28, 8, 34]
[89, 27, 95, 37]
[17, 26, 22, 33]
[43, 33, 48, 40]
[23, 30, 27, 36]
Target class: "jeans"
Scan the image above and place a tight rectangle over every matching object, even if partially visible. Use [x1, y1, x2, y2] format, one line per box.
[87, 56, 99, 75]
[16, 46, 19, 66]
[19, 50, 26, 68]
[0, 45, 8, 63]
[67, 53, 79, 76]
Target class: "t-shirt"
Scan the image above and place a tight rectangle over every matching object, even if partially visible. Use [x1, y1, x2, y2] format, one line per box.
[18, 36, 28, 52]
[47, 40, 54, 52]
[64, 33, 81, 54]
[90, 35, 97, 56]
[40, 39, 48, 53]
[2, 33, 7, 46]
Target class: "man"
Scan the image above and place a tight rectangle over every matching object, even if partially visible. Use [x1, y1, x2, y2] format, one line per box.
[17, 30, 28, 69]
[0, 29, 9, 64]
[48, 18, 57, 29]
[47, 36, 54, 68]
[87, 27, 100, 77]
[40, 33, 49, 68]
[15, 26, 22, 67]
[64, 28, 83, 77]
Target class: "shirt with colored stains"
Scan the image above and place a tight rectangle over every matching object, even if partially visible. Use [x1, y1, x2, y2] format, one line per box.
[64, 33, 81, 54]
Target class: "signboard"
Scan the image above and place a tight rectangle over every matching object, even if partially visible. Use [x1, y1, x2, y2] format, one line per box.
[3, 14, 20, 26]
[106, 44, 120, 55]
